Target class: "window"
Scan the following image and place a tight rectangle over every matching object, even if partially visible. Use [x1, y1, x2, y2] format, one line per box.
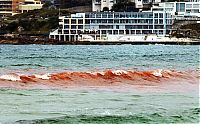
[155, 19, 158, 24]
[102, 14, 107, 18]
[119, 30, 124, 34]
[154, 13, 158, 18]
[159, 13, 163, 18]
[176, 3, 185, 12]
[114, 30, 118, 34]
[101, 30, 106, 34]
[108, 14, 113, 18]
[186, 4, 192, 8]
[64, 25, 69, 29]
[78, 19, 83, 24]
[116, 25, 119, 29]
[71, 30, 76, 34]
[71, 25, 76, 29]
[71, 19, 76, 24]
[85, 19, 90, 24]
[64, 19, 69, 24]
[193, 4, 199, 8]
[114, 19, 119, 23]
[159, 19, 163, 24]
[114, 13, 120, 18]
[78, 25, 83, 29]
[96, 14, 101, 18]
[108, 19, 113, 23]
[64, 30, 69, 34]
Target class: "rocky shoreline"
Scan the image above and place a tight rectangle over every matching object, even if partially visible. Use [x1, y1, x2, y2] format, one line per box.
[0, 36, 200, 45]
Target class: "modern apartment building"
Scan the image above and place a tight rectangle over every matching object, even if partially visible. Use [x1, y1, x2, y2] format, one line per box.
[18, 0, 43, 13]
[0, 0, 12, 16]
[0, 0, 43, 16]
[49, 11, 172, 41]
[152, 1, 200, 17]
[92, 0, 162, 11]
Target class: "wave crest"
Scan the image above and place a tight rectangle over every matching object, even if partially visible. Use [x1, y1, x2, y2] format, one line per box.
[0, 69, 199, 89]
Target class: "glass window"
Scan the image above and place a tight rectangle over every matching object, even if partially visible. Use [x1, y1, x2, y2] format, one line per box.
[159, 19, 163, 24]
[155, 19, 158, 24]
[149, 25, 153, 29]
[108, 19, 113, 23]
[114, 13, 120, 18]
[149, 19, 153, 24]
[186, 4, 192, 8]
[64, 25, 69, 29]
[96, 14, 101, 18]
[154, 13, 158, 18]
[114, 30, 118, 34]
[102, 19, 107, 23]
[71, 25, 76, 29]
[159, 13, 163, 18]
[149, 13, 153, 18]
[71, 30, 76, 34]
[114, 19, 119, 23]
[90, 14, 95, 18]
[64, 19, 69, 24]
[120, 14, 125, 18]
[85, 19, 90, 24]
[78, 25, 83, 29]
[64, 30, 69, 34]
[131, 30, 135, 34]
[91, 19, 96, 23]
[71, 19, 76, 24]
[101, 30, 106, 34]
[85, 14, 89, 18]
[119, 30, 124, 34]
[116, 25, 119, 29]
[193, 4, 199, 8]
[78, 19, 83, 24]
[108, 30, 112, 34]
[176, 3, 185, 12]
[102, 14, 107, 18]
[108, 14, 113, 18]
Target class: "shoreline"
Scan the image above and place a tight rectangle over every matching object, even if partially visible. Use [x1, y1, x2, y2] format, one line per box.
[0, 36, 200, 45]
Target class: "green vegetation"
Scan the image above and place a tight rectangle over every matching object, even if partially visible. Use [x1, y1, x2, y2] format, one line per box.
[171, 23, 200, 39]
[0, 9, 70, 35]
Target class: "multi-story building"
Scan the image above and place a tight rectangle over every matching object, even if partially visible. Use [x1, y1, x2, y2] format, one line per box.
[0, 0, 12, 16]
[49, 11, 172, 41]
[92, 0, 162, 11]
[0, 0, 43, 16]
[152, 1, 200, 17]
[18, 0, 43, 13]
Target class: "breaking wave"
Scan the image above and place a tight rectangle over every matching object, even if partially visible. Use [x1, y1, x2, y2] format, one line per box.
[0, 69, 199, 89]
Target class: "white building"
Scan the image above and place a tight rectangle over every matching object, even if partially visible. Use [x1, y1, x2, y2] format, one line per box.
[18, 0, 43, 13]
[152, 1, 200, 17]
[92, 0, 162, 12]
[49, 11, 172, 41]
[0, 0, 43, 16]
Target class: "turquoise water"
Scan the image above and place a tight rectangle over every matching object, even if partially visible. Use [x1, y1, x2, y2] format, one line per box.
[0, 45, 199, 73]
[0, 88, 199, 124]
[0, 45, 199, 123]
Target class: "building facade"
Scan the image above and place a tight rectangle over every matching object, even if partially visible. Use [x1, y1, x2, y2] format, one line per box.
[49, 11, 172, 41]
[18, 0, 43, 13]
[152, 1, 200, 17]
[0, 0, 43, 16]
[92, 0, 162, 11]
[0, 0, 12, 16]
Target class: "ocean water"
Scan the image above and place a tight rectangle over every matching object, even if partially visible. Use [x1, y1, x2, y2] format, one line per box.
[0, 45, 199, 123]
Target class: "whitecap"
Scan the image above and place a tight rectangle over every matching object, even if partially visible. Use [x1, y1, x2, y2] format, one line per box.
[34, 73, 51, 80]
[0, 74, 21, 81]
